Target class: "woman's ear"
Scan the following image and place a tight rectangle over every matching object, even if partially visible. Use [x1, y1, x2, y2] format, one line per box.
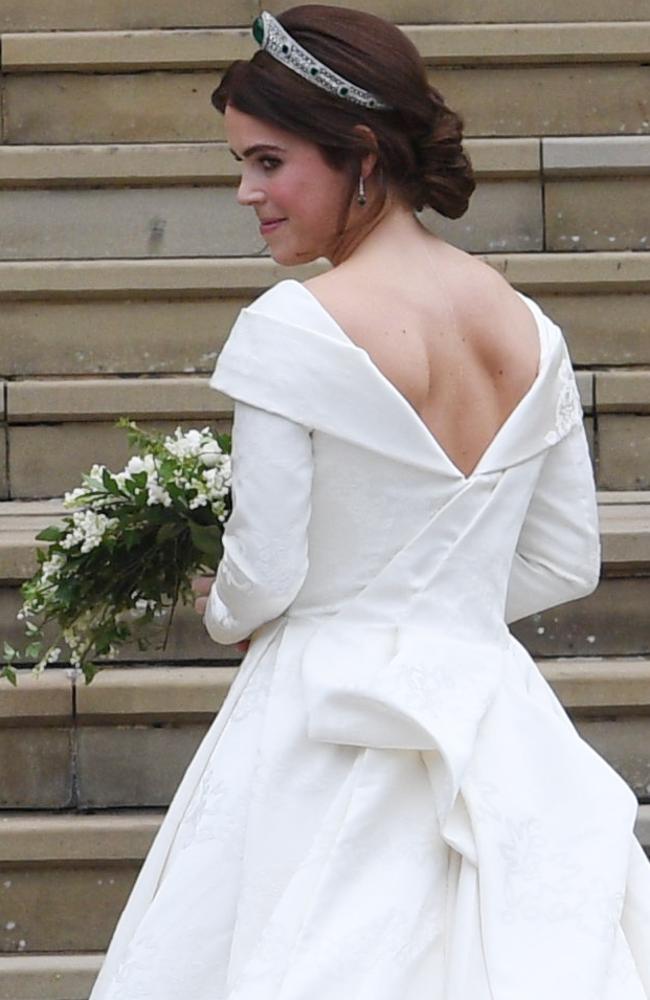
[352, 123, 379, 178]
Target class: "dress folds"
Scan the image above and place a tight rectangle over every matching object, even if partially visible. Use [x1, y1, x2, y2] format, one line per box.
[89, 279, 650, 1000]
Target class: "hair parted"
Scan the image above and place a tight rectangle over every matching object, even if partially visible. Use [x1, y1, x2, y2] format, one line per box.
[212, 4, 475, 226]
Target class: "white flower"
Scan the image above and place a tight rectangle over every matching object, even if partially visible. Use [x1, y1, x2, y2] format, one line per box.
[199, 441, 223, 468]
[33, 646, 62, 673]
[63, 627, 83, 650]
[202, 463, 231, 501]
[41, 552, 66, 582]
[125, 455, 147, 476]
[146, 480, 172, 507]
[84, 464, 106, 487]
[59, 510, 118, 553]
[164, 428, 203, 460]
[63, 487, 88, 509]
[189, 493, 209, 509]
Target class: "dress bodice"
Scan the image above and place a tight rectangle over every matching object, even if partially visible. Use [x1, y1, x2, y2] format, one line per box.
[208, 278, 592, 631]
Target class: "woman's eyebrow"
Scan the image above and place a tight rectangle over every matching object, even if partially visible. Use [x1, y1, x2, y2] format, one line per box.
[228, 144, 287, 160]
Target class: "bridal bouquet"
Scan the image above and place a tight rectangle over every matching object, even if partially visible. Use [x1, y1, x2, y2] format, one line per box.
[1, 419, 231, 687]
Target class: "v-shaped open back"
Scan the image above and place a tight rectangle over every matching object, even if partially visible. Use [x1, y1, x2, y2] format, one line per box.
[288, 279, 546, 481]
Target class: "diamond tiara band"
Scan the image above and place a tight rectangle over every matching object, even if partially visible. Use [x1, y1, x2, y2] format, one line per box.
[252, 10, 393, 110]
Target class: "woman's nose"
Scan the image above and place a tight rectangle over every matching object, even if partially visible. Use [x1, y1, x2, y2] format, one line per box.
[237, 173, 264, 207]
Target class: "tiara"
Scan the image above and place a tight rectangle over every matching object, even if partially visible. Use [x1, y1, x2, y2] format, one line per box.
[251, 10, 393, 111]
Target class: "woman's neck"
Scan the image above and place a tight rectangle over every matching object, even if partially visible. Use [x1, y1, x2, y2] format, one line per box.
[330, 199, 444, 271]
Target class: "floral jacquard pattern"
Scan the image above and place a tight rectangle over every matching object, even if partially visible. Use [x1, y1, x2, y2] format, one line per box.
[545, 356, 584, 445]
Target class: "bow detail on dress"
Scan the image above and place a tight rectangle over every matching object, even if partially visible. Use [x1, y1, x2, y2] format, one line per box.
[297, 463, 639, 1000]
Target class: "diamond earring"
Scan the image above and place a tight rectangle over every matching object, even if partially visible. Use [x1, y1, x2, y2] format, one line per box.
[357, 173, 366, 206]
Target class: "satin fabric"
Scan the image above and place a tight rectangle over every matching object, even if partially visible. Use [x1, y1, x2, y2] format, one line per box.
[89, 279, 650, 1000]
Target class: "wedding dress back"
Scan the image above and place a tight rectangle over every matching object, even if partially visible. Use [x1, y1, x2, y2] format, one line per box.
[89, 279, 650, 1000]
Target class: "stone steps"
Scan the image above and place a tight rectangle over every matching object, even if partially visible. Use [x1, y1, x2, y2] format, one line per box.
[0, 812, 161, 956]
[0, 254, 646, 374]
[0, 490, 650, 584]
[0, 136, 647, 258]
[0, 253, 647, 498]
[1, 134, 647, 182]
[1, 800, 650, 957]
[1, 22, 648, 143]
[2, 0, 650, 32]
[3, 23, 650, 72]
[3, 364, 650, 496]
[0, 496, 647, 669]
[2, 656, 650, 808]
[3, 494, 649, 575]
[0, 952, 102, 1000]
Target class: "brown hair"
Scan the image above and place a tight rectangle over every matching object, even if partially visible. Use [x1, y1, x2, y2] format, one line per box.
[212, 5, 475, 254]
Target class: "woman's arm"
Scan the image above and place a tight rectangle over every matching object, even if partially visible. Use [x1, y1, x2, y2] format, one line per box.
[203, 400, 313, 645]
[505, 422, 601, 624]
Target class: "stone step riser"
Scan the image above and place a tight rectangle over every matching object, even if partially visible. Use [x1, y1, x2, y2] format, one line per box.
[0, 255, 647, 373]
[0, 292, 648, 378]
[0, 814, 160, 956]
[2, 0, 650, 31]
[0, 952, 101, 1000]
[5, 363, 646, 490]
[4, 63, 649, 144]
[0, 0, 255, 32]
[2, 711, 650, 810]
[7, 412, 650, 497]
[1, 663, 650, 808]
[0, 863, 137, 955]
[1, 804, 649, 956]
[3, 24, 650, 72]
[0, 175, 648, 260]
[1, 137, 647, 186]
[512, 577, 650, 658]
[1, 577, 648, 665]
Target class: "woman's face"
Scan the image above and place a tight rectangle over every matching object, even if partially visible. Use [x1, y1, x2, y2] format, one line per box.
[224, 104, 354, 265]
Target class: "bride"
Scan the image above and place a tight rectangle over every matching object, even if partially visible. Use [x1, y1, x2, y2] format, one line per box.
[90, 5, 650, 998]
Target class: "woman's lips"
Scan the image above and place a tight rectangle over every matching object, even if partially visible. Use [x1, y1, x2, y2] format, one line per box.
[259, 218, 286, 235]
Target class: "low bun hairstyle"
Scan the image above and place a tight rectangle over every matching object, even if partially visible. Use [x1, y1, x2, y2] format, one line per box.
[212, 4, 475, 225]
[409, 85, 475, 219]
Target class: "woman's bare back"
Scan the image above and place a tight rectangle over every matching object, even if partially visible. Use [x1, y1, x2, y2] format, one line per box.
[304, 238, 541, 477]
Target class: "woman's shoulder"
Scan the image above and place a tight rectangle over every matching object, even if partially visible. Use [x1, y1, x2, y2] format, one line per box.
[240, 276, 353, 345]
[246, 278, 303, 316]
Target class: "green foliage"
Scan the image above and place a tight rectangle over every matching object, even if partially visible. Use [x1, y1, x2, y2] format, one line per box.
[2, 420, 232, 686]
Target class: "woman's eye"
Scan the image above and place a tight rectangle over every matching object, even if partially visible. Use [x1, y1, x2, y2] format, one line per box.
[259, 157, 281, 172]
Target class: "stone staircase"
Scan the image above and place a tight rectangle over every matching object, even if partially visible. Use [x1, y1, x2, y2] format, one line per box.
[0, 1, 649, 997]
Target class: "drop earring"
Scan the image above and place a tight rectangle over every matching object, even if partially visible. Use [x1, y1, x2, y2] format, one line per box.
[357, 173, 366, 206]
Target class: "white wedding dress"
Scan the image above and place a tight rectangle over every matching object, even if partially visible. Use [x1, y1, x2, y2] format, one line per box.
[89, 279, 650, 1000]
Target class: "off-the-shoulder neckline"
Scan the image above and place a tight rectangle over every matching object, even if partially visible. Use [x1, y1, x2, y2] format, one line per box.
[266, 278, 547, 481]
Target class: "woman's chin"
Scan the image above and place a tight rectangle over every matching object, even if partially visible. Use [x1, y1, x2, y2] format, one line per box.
[270, 247, 320, 267]
[269, 246, 324, 267]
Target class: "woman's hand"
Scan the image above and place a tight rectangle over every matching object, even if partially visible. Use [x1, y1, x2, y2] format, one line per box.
[191, 575, 251, 654]
[191, 574, 213, 617]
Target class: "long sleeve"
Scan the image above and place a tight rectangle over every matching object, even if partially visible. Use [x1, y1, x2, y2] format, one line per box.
[203, 400, 313, 645]
[505, 421, 601, 624]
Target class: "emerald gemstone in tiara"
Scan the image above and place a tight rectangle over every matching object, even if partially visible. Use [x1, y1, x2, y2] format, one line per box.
[252, 15, 264, 45]
[250, 10, 393, 111]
